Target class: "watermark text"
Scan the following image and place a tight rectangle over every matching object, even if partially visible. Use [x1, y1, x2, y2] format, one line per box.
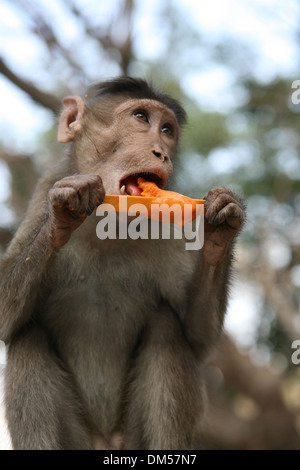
[96, 198, 204, 251]
[291, 340, 300, 365]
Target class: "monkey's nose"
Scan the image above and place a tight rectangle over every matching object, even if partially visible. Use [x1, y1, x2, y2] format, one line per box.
[152, 150, 168, 162]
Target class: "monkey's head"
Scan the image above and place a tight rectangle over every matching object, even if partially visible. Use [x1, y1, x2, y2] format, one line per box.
[57, 77, 186, 195]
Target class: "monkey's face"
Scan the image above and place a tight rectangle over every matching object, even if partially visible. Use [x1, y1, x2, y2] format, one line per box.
[58, 96, 180, 196]
[105, 99, 179, 196]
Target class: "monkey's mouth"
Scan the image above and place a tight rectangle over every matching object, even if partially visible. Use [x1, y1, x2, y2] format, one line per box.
[120, 172, 163, 196]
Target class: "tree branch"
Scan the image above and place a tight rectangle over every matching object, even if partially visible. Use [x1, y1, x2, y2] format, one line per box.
[0, 58, 61, 113]
[200, 335, 300, 449]
[66, 0, 134, 75]
[216, 334, 281, 406]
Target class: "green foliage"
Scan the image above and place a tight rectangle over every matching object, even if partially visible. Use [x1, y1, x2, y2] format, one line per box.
[182, 111, 230, 156]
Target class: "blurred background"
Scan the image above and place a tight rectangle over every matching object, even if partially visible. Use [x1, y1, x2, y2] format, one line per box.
[0, 0, 300, 450]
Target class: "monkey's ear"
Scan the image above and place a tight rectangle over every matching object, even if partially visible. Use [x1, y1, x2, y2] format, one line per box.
[57, 96, 86, 143]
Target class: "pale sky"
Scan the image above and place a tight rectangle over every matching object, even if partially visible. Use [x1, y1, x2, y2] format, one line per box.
[0, 0, 298, 150]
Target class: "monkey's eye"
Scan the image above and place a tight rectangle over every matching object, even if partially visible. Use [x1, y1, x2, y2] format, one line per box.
[161, 124, 173, 136]
[133, 110, 149, 122]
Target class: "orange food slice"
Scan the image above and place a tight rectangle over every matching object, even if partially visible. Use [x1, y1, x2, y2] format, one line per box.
[98, 179, 204, 226]
[137, 178, 195, 205]
[137, 178, 204, 225]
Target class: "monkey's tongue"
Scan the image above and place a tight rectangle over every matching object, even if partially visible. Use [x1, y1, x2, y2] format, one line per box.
[123, 175, 142, 196]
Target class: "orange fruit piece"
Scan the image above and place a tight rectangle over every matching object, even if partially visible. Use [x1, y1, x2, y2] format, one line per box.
[97, 179, 204, 227]
[138, 178, 195, 205]
[138, 178, 204, 225]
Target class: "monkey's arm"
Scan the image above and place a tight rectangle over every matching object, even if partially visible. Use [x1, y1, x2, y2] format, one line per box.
[0, 173, 104, 342]
[184, 187, 246, 359]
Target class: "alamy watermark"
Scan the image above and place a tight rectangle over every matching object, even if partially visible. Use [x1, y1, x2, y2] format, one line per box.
[0, 340, 6, 367]
[291, 340, 300, 365]
[291, 80, 300, 104]
[95, 198, 204, 251]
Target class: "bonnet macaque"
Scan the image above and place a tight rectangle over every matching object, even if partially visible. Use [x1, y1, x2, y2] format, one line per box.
[0, 77, 245, 450]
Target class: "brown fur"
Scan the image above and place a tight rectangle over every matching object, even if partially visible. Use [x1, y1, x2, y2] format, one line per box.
[0, 77, 245, 450]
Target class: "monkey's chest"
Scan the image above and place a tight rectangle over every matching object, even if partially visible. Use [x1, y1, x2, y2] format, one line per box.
[41, 254, 159, 358]
[40, 269, 155, 431]
[42, 237, 194, 339]
[40, 239, 195, 431]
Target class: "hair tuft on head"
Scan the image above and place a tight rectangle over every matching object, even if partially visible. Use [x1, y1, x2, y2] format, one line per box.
[85, 76, 186, 127]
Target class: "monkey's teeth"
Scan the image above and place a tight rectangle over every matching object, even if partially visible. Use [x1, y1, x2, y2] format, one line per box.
[120, 185, 126, 195]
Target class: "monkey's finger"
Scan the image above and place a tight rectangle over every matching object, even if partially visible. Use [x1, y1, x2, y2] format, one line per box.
[213, 202, 245, 229]
[52, 175, 103, 194]
[205, 192, 244, 225]
[51, 175, 105, 215]
[49, 186, 76, 206]
[76, 185, 104, 215]
[74, 174, 105, 211]
[205, 195, 232, 224]
[85, 176, 105, 213]
[49, 187, 83, 214]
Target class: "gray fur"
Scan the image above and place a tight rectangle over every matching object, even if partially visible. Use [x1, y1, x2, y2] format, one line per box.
[0, 78, 245, 450]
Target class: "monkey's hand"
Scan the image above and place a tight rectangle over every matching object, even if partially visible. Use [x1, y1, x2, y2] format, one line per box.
[203, 187, 246, 265]
[48, 174, 105, 248]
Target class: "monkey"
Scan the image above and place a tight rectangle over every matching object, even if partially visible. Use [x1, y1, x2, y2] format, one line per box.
[0, 77, 245, 450]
